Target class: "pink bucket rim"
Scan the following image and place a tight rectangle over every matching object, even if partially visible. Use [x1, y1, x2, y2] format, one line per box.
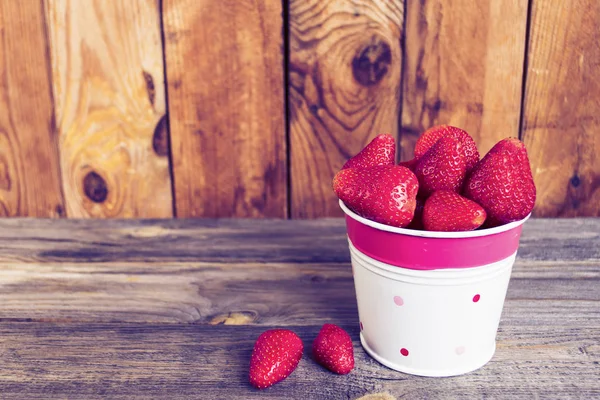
[339, 200, 530, 238]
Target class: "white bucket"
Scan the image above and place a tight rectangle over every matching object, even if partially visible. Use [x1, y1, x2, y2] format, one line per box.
[350, 241, 515, 377]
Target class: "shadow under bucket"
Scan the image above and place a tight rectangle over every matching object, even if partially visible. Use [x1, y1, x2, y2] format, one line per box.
[340, 200, 530, 377]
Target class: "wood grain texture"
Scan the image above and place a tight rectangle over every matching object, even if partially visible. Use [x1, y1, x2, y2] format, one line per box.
[0, 217, 350, 265]
[289, 0, 404, 218]
[0, 218, 600, 264]
[163, 0, 286, 218]
[522, 0, 600, 217]
[0, 1, 64, 217]
[400, 0, 528, 161]
[0, 324, 597, 399]
[0, 257, 598, 326]
[0, 218, 598, 265]
[0, 218, 598, 325]
[45, 0, 172, 218]
[0, 218, 598, 398]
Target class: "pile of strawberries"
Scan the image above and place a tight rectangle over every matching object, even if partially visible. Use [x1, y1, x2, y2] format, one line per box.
[333, 125, 536, 231]
[247, 126, 536, 390]
[249, 324, 354, 389]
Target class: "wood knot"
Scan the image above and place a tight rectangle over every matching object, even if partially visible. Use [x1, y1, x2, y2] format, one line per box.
[153, 115, 169, 156]
[209, 311, 257, 325]
[143, 70, 155, 106]
[356, 394, 397, 400]
[83, 171, 108, 203]
[352, 38, 392, 86]
[570, 174, 581, 187]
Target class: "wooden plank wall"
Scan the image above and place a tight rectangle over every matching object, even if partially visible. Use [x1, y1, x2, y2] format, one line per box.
[0, 0, 598, 219]
[0, 1, 64, 217]
[288, 0, 403, 218]
[45, 0, 173, 218]
[400, 0, 528, 159]
[163, 0, 287, 218]
[522, 0, 600, 217]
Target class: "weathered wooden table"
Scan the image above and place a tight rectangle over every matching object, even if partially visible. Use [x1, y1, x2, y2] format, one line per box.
[0, 218, 598, 399]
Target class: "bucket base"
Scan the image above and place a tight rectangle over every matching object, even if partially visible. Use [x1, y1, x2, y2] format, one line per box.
[360, 333, 496, 377]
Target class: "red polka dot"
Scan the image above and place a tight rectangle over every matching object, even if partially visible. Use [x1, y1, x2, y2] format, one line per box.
[393, 296, 404, 306]
[400, 348, 409, 356]
[360, 322, 363, 331]
[473, 294, 481, 302]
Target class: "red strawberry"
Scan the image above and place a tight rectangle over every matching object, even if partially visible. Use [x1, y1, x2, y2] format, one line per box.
[249, 329, 303, 389]
[406, 197, 425, 230]
[333, 168, 369, 216]
[464, 138, 536, 226]
[414, 125, 479, 171]
[414, 136, 467, 197]
[398, 158, 418, 171]
[422, 190, 487, 231]
[342, 134, 395, 170]
[333, 165, 419, 228]
[312, 324, 354, 374]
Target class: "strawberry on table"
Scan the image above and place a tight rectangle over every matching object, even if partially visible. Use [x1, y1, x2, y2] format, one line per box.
[333, 165, 419, 228]
[414, 136, 468, 197]
[249, 329, 303, 389]
[414, 125, 480, 172]
[422, 190, 487, 232]
[312, 324, 354, 375]
[342, 134, 395, 170]
[464, 138, 536, 227]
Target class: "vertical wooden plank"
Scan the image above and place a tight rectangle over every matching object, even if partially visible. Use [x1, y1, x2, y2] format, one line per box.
[522, 0, 600, 217]
[400, 0, 528, 161]
[0, 1, 64, 217]
[45, 0, 173, 218]
[289, 0, 404, 218]
[163, 0, 287, 218]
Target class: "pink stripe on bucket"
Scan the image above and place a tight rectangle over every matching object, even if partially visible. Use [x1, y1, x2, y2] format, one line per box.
[340, 200, 527, 270]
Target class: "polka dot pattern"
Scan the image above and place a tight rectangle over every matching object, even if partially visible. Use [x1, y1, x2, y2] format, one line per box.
[384, 291, 483, 362]
[393, 296, 404, 306]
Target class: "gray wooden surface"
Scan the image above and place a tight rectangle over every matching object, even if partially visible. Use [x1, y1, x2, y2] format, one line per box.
[0, 218, 598, 399]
